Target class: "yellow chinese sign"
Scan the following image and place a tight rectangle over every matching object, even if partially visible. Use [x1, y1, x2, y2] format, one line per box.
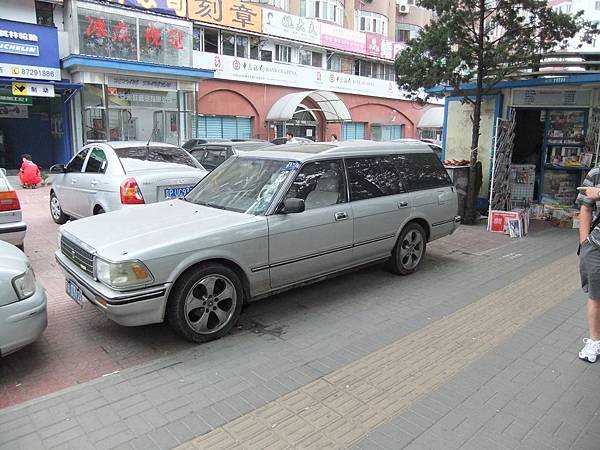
[188, 0, 261, 33]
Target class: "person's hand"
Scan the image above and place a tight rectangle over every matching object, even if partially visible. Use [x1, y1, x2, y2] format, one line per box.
[577, 186, 600, 200]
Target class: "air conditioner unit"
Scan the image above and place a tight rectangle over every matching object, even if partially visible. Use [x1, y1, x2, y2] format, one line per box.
[398, 4, 410, 13]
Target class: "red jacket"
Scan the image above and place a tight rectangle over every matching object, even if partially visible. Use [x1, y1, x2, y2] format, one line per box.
[19, 160, 42, 185]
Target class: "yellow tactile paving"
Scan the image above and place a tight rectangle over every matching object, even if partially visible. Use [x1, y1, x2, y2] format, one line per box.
[180, 255, 579, 449]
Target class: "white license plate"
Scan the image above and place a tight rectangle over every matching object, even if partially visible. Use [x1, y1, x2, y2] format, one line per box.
[164, 186, 193, 199]
[65, 279, 83, 307]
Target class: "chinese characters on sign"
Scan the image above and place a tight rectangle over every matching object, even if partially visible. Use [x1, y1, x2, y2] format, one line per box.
[320, 23, 366, 55]
[188, 0, 261, 33]
[262, 9, 320, 45]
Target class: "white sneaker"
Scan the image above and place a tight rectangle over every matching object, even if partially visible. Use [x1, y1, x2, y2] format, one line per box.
[579, 338, 600, 363]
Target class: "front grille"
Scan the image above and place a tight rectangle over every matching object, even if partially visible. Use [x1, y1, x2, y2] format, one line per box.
[61, 236, 94, 276]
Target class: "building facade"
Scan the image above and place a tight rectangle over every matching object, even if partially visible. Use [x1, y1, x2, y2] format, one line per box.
[0, 0, 436, 169]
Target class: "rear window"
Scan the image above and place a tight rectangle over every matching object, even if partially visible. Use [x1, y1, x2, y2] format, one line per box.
[391, 153, 452, 191]
[114, 146, 202, 172]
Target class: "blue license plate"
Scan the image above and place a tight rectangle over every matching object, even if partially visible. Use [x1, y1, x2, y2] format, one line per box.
[65, 279, 83, 307]
[164, 186, 193, 199]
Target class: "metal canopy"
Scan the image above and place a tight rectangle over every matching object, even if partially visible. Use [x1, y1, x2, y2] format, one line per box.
[266, 90, 352, 122]
[418, 107, 444, 129]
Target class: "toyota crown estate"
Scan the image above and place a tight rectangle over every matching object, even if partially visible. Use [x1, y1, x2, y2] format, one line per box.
[56, 142, 459, 343]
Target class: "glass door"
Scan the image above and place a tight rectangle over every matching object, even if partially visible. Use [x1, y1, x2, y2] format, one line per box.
[165, 111, 179, 145]
[153, 111, 164, 143]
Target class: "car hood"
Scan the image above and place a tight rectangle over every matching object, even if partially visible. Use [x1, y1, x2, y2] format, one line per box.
[0, 241, 27, 274]
[59, 200, 261, 260]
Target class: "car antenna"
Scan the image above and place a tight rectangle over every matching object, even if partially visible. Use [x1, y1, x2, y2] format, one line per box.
[146, 128, 154, 149]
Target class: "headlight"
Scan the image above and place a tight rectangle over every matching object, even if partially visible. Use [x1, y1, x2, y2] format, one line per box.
[12, 266, 36, 300]
[95, 258, 154, 289]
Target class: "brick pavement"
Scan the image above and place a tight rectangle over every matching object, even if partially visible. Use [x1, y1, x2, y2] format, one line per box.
[0, 190, 589, 449]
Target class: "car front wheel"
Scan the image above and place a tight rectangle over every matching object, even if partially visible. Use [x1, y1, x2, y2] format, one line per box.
[390, 222, 427, 275]
[50, 192, 69, 224]
[166, 263, 243, 343]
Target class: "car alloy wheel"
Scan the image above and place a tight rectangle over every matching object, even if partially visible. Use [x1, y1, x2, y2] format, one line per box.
[184, 274, 237, 335]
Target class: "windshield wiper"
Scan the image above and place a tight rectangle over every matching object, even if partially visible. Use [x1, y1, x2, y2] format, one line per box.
[196, 200, 229, 211]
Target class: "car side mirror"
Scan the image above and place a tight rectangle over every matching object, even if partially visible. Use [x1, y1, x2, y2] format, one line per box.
[282, 198, 305, 214]
[0, 168, 6, 176]
[49, 164, 66, 173]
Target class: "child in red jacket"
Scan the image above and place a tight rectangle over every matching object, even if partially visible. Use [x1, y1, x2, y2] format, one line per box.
[18, 154, 42, 189]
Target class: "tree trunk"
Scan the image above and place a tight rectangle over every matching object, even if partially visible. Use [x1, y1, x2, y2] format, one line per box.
[463, 0, 486, 225]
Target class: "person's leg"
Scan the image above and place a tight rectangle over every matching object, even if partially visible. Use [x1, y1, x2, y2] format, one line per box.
[588, 299, 600, 340]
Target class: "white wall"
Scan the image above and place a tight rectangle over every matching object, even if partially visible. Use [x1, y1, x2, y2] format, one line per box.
[2, 0, 37, 24]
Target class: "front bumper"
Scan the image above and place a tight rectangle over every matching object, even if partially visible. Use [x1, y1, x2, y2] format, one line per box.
[55, 250, 170, 326]
[0, 282, 47, 357]
[0, 221, 26, 246]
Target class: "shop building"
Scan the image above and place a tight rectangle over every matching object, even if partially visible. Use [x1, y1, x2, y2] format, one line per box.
[442, 74, 599, 211]
[0, 1, 81, 171]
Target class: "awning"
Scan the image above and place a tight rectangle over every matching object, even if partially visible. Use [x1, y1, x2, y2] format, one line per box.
[267, 90, 352, 122]
[418, 107, 444, 129]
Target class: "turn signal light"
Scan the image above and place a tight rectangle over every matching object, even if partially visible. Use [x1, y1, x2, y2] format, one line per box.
[0, 191, 20, 211]
[120, 178, 145, 205]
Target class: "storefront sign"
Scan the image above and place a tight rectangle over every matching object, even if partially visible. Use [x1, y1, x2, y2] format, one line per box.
[107, 75, 178, 91]
[0, 19, 60, 81]
[12, 81, 54, 97]
[262, 10, 320, 45]
[0, 95, 32, 105]
[78, 9, 192, 67]
[188, 0, 261, 33]
[108, 90, 178, 108]
[194, 52, 409, 100]
[320, 23, 365, 55]
[365, 34, 395, 60]
[104, 0, 187, 17]
[0, 104, 28, 118]
[512, 88, 592, 107]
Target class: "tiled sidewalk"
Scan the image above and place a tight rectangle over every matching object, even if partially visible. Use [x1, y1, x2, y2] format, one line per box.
[0, 215, 587, 449]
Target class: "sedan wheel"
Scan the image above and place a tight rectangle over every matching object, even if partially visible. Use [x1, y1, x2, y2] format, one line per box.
[50, 192, 69, 224]
[390, 223, 427, 275]
[167, 264, 243, 343]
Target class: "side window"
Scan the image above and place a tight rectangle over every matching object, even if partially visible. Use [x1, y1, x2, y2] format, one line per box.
[391, 153, 453, 191]
[84, 148, 108, 174]
[285, 159, 346, 210]
[346, 156, 404, 201]
[202, 149, 228, 170]
[66, 148, 89, 172]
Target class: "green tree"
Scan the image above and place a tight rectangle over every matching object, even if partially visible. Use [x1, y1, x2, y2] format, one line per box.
[396, 0, 596, 224]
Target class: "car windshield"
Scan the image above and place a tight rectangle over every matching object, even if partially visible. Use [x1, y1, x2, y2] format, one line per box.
[115, 146, 202, 172]
[185, 157, 296, 215]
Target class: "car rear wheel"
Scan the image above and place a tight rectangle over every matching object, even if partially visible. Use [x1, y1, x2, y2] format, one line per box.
[166, 264, 243, 343]
[50, 192, 69, 224]
[390, 222, 427, 275]
[94, 206, 105, 215]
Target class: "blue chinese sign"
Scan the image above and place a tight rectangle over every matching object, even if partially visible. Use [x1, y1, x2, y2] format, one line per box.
[0, 19, 60, 81]
[106, 0, 187, 18]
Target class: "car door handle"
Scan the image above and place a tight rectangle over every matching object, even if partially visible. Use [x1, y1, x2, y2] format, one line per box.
[90, 180, 98, 187]
[334, 212, 349, 221]
[71, 179, 77, 184]
[398, 201, 409, 208]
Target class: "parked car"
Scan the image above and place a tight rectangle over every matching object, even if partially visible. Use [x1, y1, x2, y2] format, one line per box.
[271, 137, 315, 145]
[182, 138, 227, 150]
[0, 168, 26, 250]
[0, 241, 47, 356]
[49, 142, 208, 224]
[55, 141, 459, 343]
[190, 141, 275, 171]
[393, 138, 442, 159]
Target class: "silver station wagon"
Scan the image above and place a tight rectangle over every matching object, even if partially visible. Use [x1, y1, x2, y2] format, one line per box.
[56, 142, 459, 343]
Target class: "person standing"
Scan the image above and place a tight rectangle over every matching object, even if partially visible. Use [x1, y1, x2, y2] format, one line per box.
[286, 132, 293, 141]
[18, 154, 42, 189]
[576, 174, 600, 362]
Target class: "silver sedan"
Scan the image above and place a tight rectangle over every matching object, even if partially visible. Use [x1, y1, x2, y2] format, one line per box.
[0, 241, 47, 356]
[0, 168, 26, 250]
[49, 142, 208, 224]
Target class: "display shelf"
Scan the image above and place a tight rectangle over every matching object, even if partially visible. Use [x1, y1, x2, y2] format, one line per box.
[544, 164, 592, 171]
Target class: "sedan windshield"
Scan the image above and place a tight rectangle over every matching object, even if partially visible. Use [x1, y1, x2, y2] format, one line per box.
[115, 146, 203, 172]
[185, 157, 296, 215]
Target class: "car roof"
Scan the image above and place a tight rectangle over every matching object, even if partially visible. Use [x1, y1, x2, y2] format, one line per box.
[241, 140, 435, 162]
[104, 141, 181, 149]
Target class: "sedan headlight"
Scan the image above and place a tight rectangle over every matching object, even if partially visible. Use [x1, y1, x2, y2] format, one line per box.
[95, 258, 154, 289]
[12, 266, 36, 300]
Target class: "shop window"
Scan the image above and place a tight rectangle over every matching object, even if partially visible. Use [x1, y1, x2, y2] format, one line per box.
[371, 125, 403, 141]
[222, 32, 235, 56]
[299, 49, 322, 67]
[342, 122, 366, 140]
[85, 148, 108, 174]
[35, 1, 54, 26]
[275, 44, 292, 63]
[261, 49, 273, 61]
[193, 116, 253, 140]
[391, 153, 452, 191]
[346, 157, 403, 201]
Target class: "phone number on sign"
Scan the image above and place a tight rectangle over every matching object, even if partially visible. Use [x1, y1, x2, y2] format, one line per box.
[14, 67, 58, 78]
